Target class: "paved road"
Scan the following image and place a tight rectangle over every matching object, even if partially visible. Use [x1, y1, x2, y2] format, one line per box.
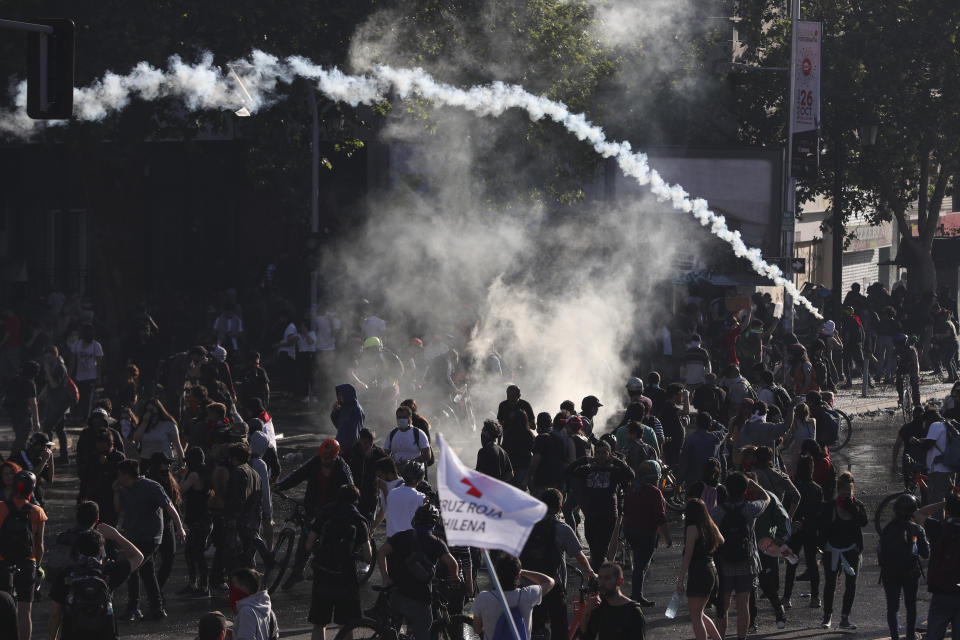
[0, 374, 953, 639]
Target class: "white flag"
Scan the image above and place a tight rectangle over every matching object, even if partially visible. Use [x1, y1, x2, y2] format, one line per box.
[436, 433, 547, 557]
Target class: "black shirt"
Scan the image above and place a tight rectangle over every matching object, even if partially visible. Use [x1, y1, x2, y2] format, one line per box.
[386, 529, 448, 603]
[476, 443, 513, 482]
[531, 433, 566, 489]
[5, 375, 36, 421]
[583, 599, 646, 640]
[50, 557, 132, 640]
[311, 503, 370, 589]
[568, 458, 635, 517]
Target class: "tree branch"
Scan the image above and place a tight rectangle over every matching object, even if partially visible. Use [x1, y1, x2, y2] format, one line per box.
[917, 148, 929, 234]
[920, 165, 950, 247]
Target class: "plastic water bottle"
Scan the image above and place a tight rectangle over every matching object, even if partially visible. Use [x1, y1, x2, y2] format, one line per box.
[912, 536, 919, 555]
[665, 591, 682, 619]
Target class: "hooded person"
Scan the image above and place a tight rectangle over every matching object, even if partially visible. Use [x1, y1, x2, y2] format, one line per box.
[229, 568, 279, 640]
[248, 432, 273, 549]
[330, 384, 364, 449]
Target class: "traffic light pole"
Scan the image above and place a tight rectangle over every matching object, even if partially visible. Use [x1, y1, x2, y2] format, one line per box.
[783, 0, 800, 331]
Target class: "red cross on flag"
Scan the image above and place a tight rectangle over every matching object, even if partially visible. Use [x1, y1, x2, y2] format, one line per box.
[435, 433, 547, 556]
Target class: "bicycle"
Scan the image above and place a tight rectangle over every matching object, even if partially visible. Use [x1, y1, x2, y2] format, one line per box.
[566, 562, 598, 640]
[659, 466, 687, 512]
[267, 492, 377, 593]
[874, 468, 930, 534]
[335, 584, 477, 640]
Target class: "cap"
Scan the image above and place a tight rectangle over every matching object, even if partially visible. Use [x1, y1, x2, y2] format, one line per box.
[197, 611, 232, 640]
[582, 395, 603, 408]
[822, 320, 835, 336]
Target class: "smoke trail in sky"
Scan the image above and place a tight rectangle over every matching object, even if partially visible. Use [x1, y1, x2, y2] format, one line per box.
[0, 50, 820, 317]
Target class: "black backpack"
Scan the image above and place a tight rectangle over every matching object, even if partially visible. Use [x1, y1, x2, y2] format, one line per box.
[772, 385, 793, 415]
[879, 519, 922, 579]
[520, 518, 563, 581]
[816, 408, 841, 447]
[718, 504, 753, 562]
[312, 516, 359, 578]
[64, 563, 116, 639]
[403, 530, 436, 583]
[0, 499, 34, 563]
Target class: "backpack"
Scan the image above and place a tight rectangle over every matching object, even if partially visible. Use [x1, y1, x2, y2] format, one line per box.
[927, 520, 960, 594]
[756, 493, 790, 542]
[817, 408, 841, 447]
[933, 422, 960, 471]
[403, 531, 436, 584]
[311, 516, 359, 578]
[520, 518, 563, 581]
[45, 527, 85, 582]
[878, 520, 921, 579]
[0, 500, 34, 563]
[717, 503, 753, 562]
[64, 564, 116, 638]
[388, 427, 434, 466]
[492, 604, 528, 640]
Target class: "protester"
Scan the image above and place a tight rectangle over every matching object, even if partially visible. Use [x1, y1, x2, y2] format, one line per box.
[386, 405, 431, 465]
[621, 460, 671, 606]
[917, 495, 960, 640]
[345, 428, 388, 522]
[579, 562, 645, 640]
[0, 470, 47, 640]
[47, 522, 145, 640]
[523, 488, 596, 640]
[527, 413, 567, 497]
[180, 446, 213, 599]
[496, 385, 536, 486]
[473, 553, 555, 640]
[384, 460, 428, 537]
[330, 384, 364, 449]
[230, 568, 279, 640]
[70, 324, 103, 420]
[818, 471, 867, 630]
[677, 498, 724, 640]
[39, 345, 72, 463]
[5, 360, 41, 457]
[879, 494, 929, 640]
[567, 441, 634, 565]
[378, 504, 460, 640]
[475, 419, 514, 484]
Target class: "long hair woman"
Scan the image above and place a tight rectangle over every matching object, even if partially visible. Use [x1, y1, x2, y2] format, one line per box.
[677, 498, 725, 640]
[134, 398, 184, 463]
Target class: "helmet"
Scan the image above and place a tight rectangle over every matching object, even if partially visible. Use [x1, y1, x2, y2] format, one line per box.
[893, 493, 919, 518]
[626, 377, 644, 393]
[412, 503, 441, 528]
[894, 333, 908, 344]
[318, 438, 341, 460]
[362, 336, 383, 350]
[400, 460, 426, 484]
[12, 470, 36, 500]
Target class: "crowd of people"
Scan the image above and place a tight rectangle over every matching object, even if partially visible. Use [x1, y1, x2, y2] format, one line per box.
[0, 281, 958, 640]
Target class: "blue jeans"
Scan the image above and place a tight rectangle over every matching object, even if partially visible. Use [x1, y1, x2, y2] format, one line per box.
[390, 591, 432, 640]
[624, 528, 657, 600]
[926, 592, 960, 640]
[877, 336, 895, 378]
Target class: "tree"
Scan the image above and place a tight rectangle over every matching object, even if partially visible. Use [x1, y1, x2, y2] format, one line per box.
[733, 0, 960, 298]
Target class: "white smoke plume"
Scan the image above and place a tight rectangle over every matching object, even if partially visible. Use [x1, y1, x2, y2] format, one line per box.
[0, 50, 819, 317]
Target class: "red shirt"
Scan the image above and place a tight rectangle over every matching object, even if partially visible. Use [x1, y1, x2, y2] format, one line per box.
[622, 483, 666, 532]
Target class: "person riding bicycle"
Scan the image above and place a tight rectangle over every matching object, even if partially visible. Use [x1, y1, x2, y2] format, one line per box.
[894, 334, 921, 410]
[377, 504, 460, 640]
[276, 438, 354, 589]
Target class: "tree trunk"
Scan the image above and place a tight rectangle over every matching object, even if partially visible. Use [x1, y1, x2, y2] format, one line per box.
[898, 235, 937, 297]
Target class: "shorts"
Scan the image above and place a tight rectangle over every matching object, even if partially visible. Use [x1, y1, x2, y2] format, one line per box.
[719, 572, 757, 595]
[687, 562, 718, 599]
[309, 580, 361, 625]
[0, 559, 37, 602]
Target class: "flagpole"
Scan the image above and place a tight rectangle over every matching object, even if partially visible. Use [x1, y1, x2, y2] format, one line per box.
[482, 548, 523, 640]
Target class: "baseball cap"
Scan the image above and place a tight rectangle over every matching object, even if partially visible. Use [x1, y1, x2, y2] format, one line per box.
[582, 395, 603, 407]
[197, 611, 232, 640]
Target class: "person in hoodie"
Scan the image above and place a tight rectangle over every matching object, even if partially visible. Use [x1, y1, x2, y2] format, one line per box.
[248, 432, 274, 549]
[735, 402, 790, 462]
[681, 334, 712, 388]
[230, 568, 279, 640]
[245, 398, 280, 470]
[277, 438, 353, 588]
[330, 384, 364, 449]
[719, 365, 755, 424]
[306, 484, 371, 639]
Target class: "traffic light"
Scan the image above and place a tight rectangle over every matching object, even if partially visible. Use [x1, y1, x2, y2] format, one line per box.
[27, 18, 74, 119]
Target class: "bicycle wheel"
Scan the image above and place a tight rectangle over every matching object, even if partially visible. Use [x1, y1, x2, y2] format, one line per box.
[432, 614, 481, 640]
[335, 618, 391, 640]
[665, 480, 686, 512]
[267, 528, 296, 593]
[357, 537, 377, 585]
[832, 409, 853, 450]
[875, 492, 902, 534]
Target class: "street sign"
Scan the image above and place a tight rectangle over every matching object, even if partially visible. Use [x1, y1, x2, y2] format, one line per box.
[791, 21, 821, 179]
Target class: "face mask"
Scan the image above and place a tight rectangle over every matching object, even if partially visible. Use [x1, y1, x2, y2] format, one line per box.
[396, 418, 409, 428]
[228, 586, 249, 613]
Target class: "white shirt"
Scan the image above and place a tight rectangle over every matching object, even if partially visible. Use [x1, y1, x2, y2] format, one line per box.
[297, 330, 317, 354]
[385, 427, 428, 464]
[926, 421, 952, 473]
[361, 316, 387, 340]
[278, 323, 298, 358]
[385, 484, 425, 537]
[472, 585, 543, 640]
[313, 312, 340, 351]
[214, 313, 243, 351]
[70, 340, 104, 381]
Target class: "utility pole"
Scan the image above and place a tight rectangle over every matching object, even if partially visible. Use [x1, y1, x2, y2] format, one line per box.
[783, 0, 800, 330]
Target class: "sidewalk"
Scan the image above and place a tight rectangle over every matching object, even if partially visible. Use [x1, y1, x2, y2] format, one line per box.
[829, 372, 954, 417]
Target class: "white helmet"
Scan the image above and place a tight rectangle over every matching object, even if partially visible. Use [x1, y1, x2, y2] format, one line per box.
[626, 377, 644, 393]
